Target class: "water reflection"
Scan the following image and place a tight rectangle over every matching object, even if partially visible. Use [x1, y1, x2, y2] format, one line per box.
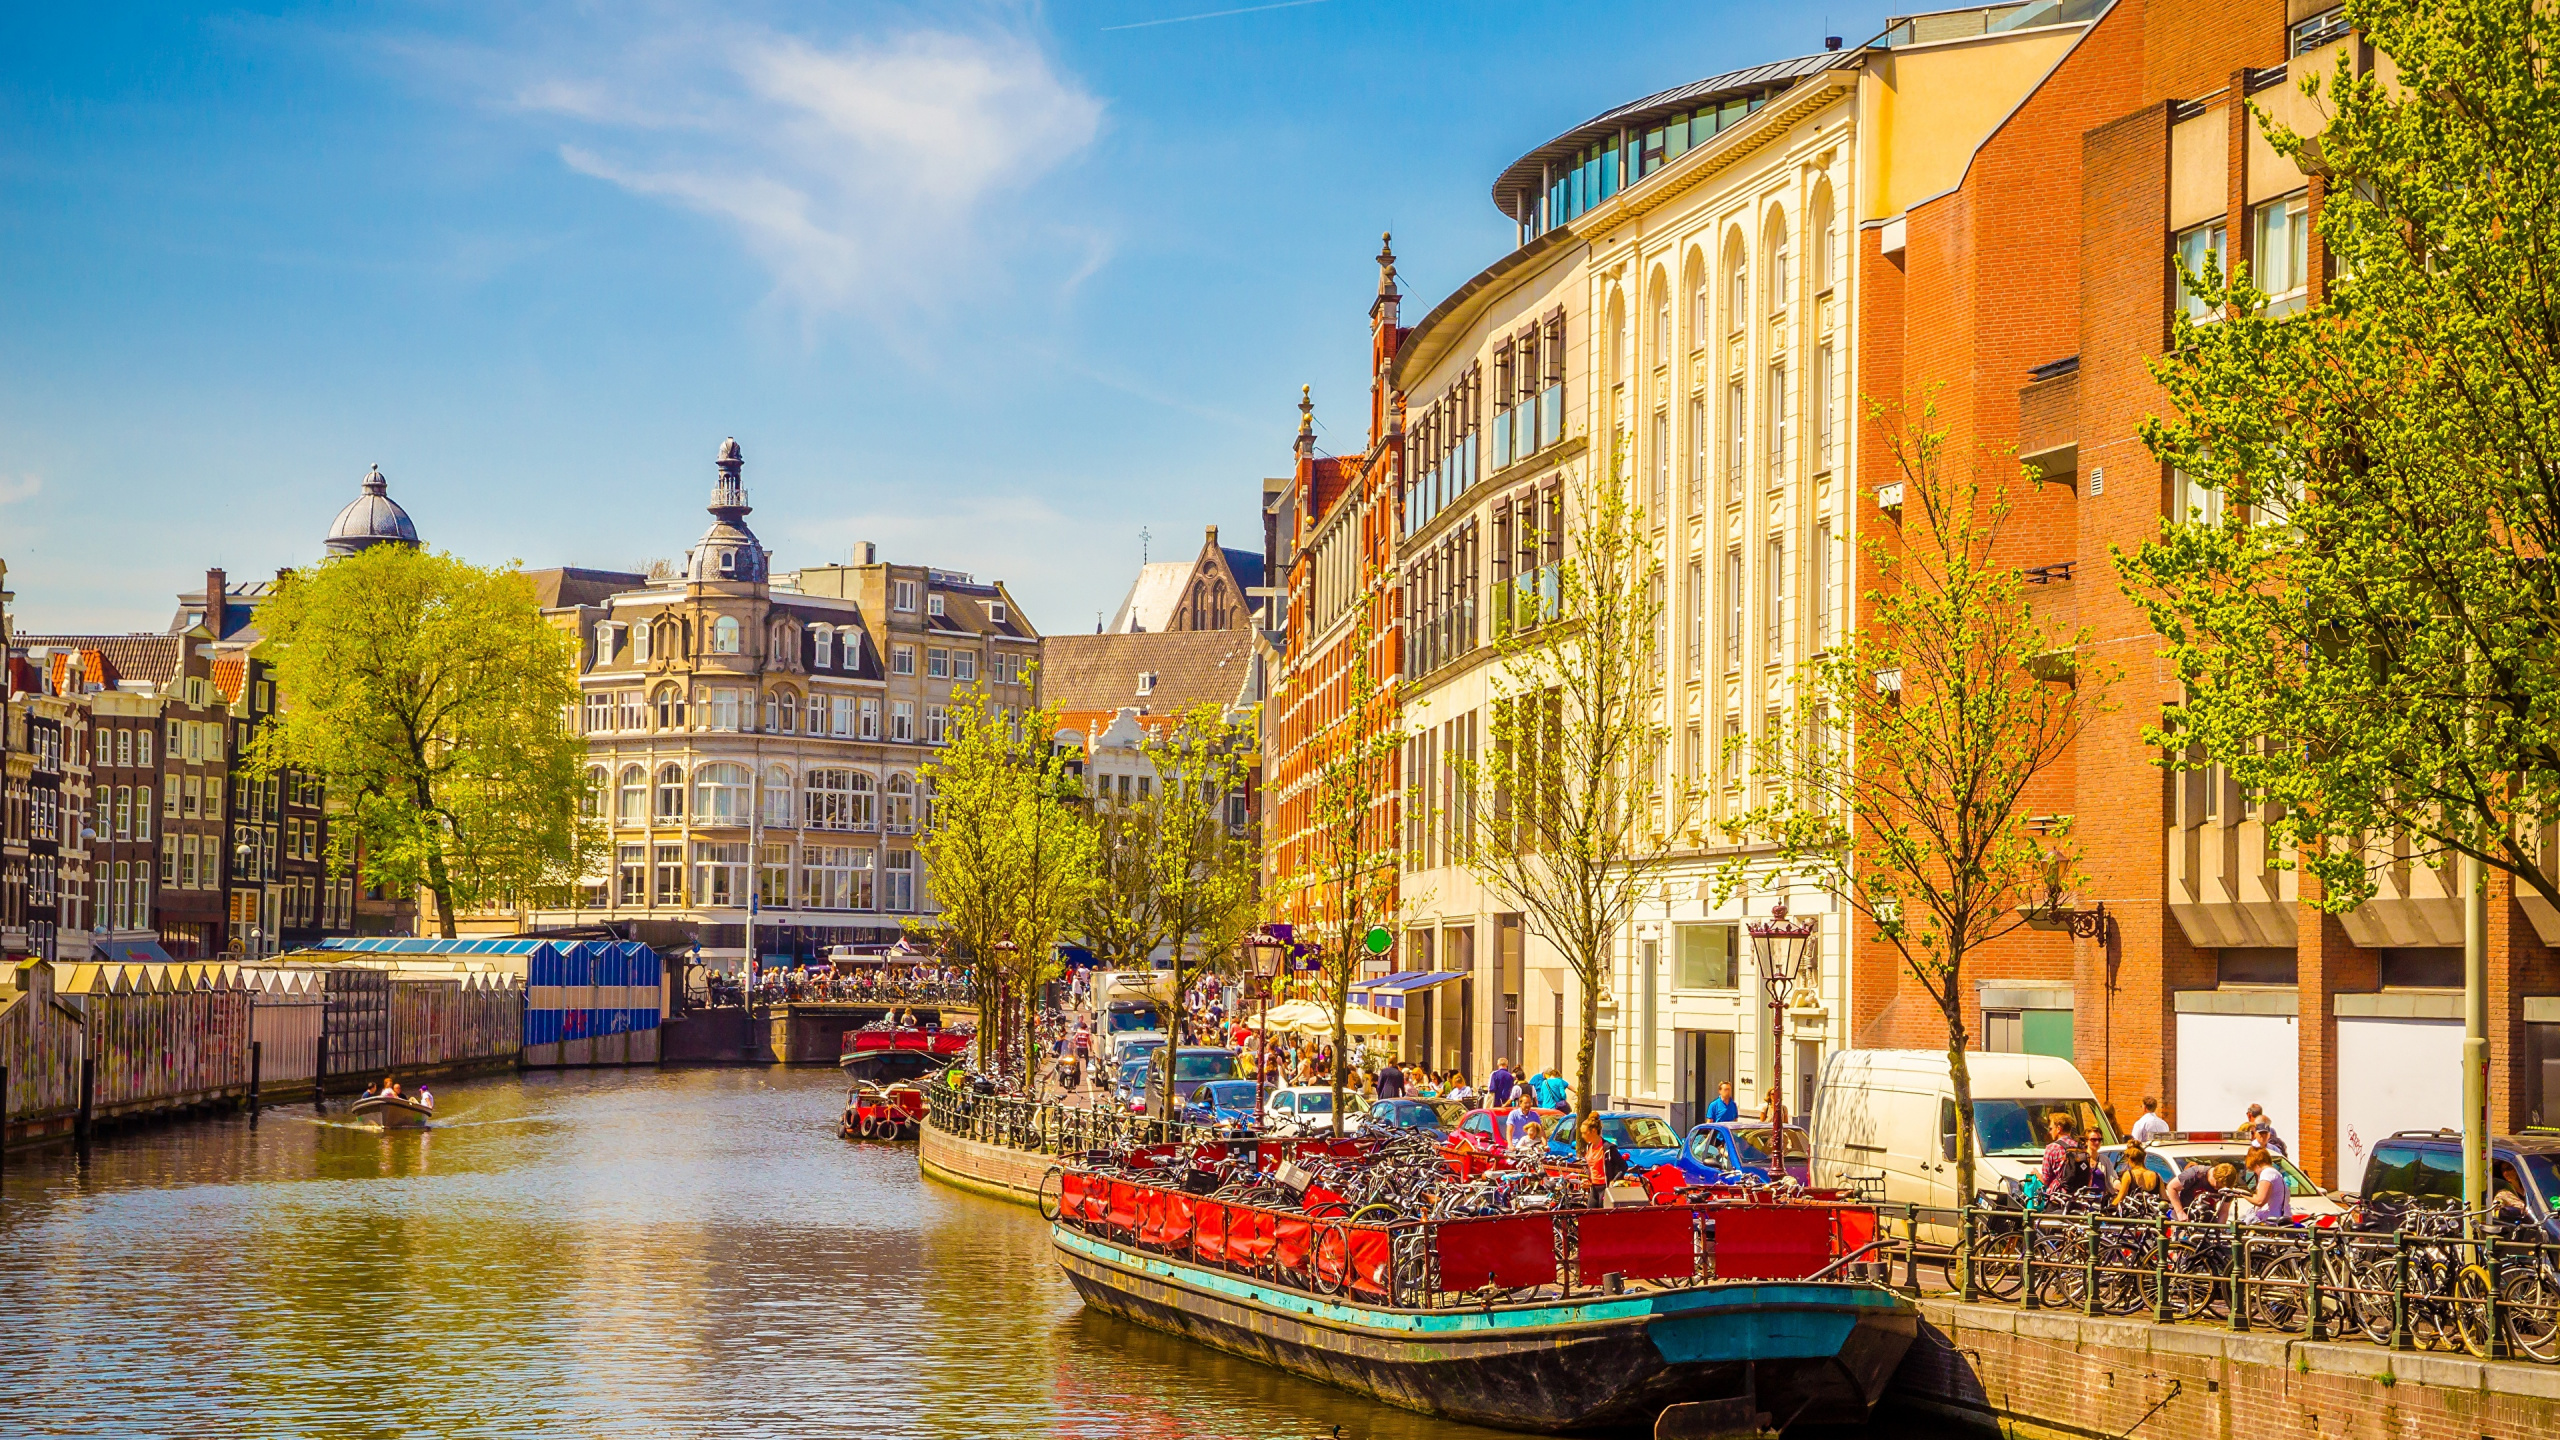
[0, 1068, 1953, 1438]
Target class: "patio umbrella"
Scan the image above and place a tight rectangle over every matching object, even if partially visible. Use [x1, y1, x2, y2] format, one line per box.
[1257, 999, 1333, 1031]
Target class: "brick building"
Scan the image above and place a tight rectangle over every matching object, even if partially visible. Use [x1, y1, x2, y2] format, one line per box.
[1845, 0, 2493, 1184]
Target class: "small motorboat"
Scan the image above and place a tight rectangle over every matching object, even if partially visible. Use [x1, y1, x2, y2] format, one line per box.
[350, 1092, 434, 1129]
[842, 1080, 927, 1140]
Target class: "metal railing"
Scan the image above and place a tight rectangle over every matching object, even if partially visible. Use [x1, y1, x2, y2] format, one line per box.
[1942, 1197, 2560, 1361]
[923, 1084, 1217, 1156]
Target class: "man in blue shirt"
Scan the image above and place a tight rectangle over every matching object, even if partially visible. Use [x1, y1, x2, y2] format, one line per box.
[1705, 1081, 1739, 1123]
[1489, 1060, 1515, 1107]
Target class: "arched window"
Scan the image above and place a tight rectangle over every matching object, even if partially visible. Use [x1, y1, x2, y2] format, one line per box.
[1652, 271, 1671, 366]
[1607, 291, 1627, 392]
[693, 762, 750, 824]
[812, 626, 834, 669]
[779, 691, 798, 734]
[655, 762, 685, 820]
[653, 683, 686, 730]
[1725, 232, 1748, 330]
[634, 621, 654, 663]
[885, 774, 915, 834]
[582, 766, 606, 819]
[848, 771, 878, 830]
[1687, 250, 1709, 350]
[1810, 181, 1836, 292]
[1766, 210, 1792, 314]
[763, 765, 794, 827]
[711, 616, 742, 654]
[618, 765, 647, 825]
[838, 627, 860, 669]
[805, 769, 852, 829]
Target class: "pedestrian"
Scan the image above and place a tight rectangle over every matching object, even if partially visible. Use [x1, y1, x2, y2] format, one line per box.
[1536, 1068, 1570, 1111]
[1448, 1072, 1477, 1107]
[1376, 1057, 1406, 1100]
[2249, 1117, 2289, 1158]
[2235, 1145, 2291, 1223]
[2111, 1143, 2164, 1208]
[1580, 1114, 1616, 1209]
[2038, 1112, 2084, 1199]
[1489, 1058, 1515, 1107]
[1705, 1080, 1739, 1123]
[1505, 1092, 1545, 1147]
[2167, 1160, 2213, 1220]
[2128, 1096, 2171, 1145]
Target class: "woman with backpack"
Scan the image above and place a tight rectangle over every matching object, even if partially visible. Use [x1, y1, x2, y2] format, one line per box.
[1580, 1114, 1619, 1209]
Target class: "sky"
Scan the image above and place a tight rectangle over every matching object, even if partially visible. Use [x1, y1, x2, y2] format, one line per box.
[0, 0, 1902, 636]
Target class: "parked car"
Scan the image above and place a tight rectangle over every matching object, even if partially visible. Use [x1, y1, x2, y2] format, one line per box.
[1364, 1097, 1467, 1134]
[1183, 1078, 1262, 1132]
[2100, 1139, 2345, 1219]
[1263, 1085, 1356, 1136]
[1161, 1047, 1239, 1107]
[1809, 1048, 2118, 1235]
[2355, 1130, 2560, 1240]
[1442, 1106, 1560, 1176]
[1684, 1121, 1814, 1186]
[1542, 1111, 1696, 1179]
[1110, 1033, 1167, 1069]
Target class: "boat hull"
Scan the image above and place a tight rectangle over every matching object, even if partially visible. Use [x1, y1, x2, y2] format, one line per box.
[1053, 1225, 1914, 1435]
[350, 1095, 433, 1129]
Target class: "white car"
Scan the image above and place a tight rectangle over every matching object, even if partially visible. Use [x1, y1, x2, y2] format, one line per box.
[2103, 1137, 2346, 1218]
[1263, 1085, 1360, 1137]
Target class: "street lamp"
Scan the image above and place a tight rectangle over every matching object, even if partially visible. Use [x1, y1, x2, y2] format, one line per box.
[1244, 925, 1291, 1122]
[1747, 900, 1821, 1185]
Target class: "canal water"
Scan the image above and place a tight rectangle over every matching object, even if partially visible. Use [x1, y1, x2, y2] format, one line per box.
[0, 1068, 1961, 1438]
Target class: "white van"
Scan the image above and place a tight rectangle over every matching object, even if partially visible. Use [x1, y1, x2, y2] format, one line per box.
[1811, 1049, 2117, 1230]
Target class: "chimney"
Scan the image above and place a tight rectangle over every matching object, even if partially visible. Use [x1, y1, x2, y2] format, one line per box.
[205, 568, 228, 639]
[855, 542, 878, 565]
[1205, 524, 1219, 549]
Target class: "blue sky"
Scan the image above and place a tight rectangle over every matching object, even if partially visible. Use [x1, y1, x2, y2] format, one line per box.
[0, 1, 1897, 635]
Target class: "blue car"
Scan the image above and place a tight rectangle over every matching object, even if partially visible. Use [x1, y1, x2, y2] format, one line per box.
[1682, 1120, 1813, 1185]
[1542, 1111, 1700, 1180]
[1183, 1078, 1262, 1131]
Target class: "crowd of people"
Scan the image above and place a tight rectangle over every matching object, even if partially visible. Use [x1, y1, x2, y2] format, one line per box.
[2033, 1100, 2295, 1222]
[702, 963, 974, 1008]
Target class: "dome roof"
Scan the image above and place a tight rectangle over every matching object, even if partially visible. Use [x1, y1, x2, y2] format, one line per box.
[687, 437, 766, 582]
[325, 465, 421, 556]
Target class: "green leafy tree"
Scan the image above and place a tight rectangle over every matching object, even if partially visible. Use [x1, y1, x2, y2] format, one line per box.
[2120, 0, 2560, 920]
[1732, 401, 2105, 1217]
[1076, 785, 1167, 971]
[1142, 704, 1261, 1117]
[248, 546, 598, 938]
[1457, 461, 1679, 1123]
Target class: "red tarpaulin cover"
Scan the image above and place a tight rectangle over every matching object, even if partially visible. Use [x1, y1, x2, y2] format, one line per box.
[1574, 1205, 1696, 1281]
[1274, 1215, 1313, 1274]
[1434, 1214, 1559, 1293]
[1714, 1204, 1833, 1280]
[1193, 1202, 1228, 1263]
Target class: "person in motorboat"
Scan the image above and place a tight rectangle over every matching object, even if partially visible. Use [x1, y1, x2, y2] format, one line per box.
[415, 1086, 433, 1111]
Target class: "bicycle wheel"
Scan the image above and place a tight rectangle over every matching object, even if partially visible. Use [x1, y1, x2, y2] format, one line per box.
[2453, 1264, 2499, 1359]
[2252, 1252, 2309, 1333]
[2501, 1267, 2560, 1363]
[1349, 1203, 1402, 1225]
[1036, 1166, 1065, 1222]
[2033, 1226, 2088, 1310]
[2164, 1242, 2224, 1321]
[1971, 1230, 2025, 1300]
[2348, 1253, 2399, 1346]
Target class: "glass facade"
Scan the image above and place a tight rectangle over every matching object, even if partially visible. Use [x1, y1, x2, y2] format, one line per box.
[1531, 93, 1767, 238]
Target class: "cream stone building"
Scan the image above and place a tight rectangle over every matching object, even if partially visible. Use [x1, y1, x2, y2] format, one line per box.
[1389, 10, 2105, 1126]
[523, 439, 1040, 964]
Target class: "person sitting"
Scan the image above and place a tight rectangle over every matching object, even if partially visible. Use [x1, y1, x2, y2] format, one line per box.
[416, 1086, 434, 1110]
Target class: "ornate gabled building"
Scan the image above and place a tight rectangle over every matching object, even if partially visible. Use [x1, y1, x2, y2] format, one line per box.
[527, 439, 1041, 965]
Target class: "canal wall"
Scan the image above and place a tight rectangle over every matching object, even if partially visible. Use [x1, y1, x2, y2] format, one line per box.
[1888, 1296, 2560, 1440]
[917, 1110, 1051, 1207]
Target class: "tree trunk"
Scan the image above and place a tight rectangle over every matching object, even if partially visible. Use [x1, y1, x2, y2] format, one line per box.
[1947, 1014, 1980, 1287]
[1160, 944, 1186, 1121]
[1575, 962, 1598, 1123]
[419, 816, 459, 941]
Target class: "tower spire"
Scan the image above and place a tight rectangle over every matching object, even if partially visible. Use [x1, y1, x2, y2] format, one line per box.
[709, 436, 749, 520]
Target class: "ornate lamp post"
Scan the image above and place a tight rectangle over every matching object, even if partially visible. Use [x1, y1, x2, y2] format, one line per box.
[1748, 900, 1822, 1184]
[1244, 925, 1290, 1122]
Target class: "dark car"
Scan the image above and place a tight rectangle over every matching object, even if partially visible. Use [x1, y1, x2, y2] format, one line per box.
[1364, 1097, 1468, 1134]
[1545, 1111, 1695, 1179]
[1683, 1121, 1813, 1186]
[1183, 1078, 1262, 1131]
[2358, 1130, 2560, 1239]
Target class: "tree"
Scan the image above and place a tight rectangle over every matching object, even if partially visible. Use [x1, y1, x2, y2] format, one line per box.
[1457, 459, 1679, 1124]
[1141, 704, 1261, 1117]
[2119, 0, 2560, 921]
[1731, 400, 2106, 1218]
[248, 545, 598, 938]
[918, 682, 1097, 1089]
[1281, 568, 1408, 1134]
[1076, 791, 1167, 971]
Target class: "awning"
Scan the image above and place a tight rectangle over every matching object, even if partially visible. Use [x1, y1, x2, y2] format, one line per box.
[91, 939, 176, 966]
[1348, 969, 1468, 1012]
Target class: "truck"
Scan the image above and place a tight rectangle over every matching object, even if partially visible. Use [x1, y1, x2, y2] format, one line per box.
[1090, 969, 1173, 1061]
[1809, 1048, 2118, 1238]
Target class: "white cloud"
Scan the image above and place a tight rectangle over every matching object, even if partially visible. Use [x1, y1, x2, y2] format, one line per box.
[520, 20, 1105, 319]
[0, 474, 41, 506]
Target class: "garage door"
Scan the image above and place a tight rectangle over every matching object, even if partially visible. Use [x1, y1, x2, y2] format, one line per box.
[2336, 1015, 2462, 1187]
[2175, 1010, 2297, 1147]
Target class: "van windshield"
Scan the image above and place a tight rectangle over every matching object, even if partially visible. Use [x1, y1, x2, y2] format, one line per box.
[1173, 1052, 1233, 1080]
[1105, 1006, 1160, 1034]
[1973, 1097, 2117, 1156]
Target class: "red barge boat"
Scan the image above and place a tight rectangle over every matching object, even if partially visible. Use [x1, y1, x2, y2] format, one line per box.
[1042, 1138, 1915, 1436]
[839, 1025, 969, 1140]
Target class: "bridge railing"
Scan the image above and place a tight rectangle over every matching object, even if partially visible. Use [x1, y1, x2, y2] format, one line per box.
[923, 1084, 1216, 1156]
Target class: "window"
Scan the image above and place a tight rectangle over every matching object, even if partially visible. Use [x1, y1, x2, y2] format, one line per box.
[706, 689, 742, 731]
[1812, 187, 1836, 292]
[990, 601, 1007, 624]
[656, 763, 685, 820]
[617, 845, 646, 906]
[692, 763, 750, 824]
[616, 690, 643, 730]
[893, 645, 915, 676]
[759, 842, 792, 908]
[1675, 923, 1736, 988]
[2252, 191, 2310, 316]
[1767, 360, 1790, 486]
[1764, 536, 1786, 660]
[1727, 257, 1748, 331]
[953, 650, 976, 682]
[925, 705, 946, 745]
[1725, 379, 1746, 503]
[634, 621, 653, 663]
[1813, 520, 1836, 650]
[893, 580, 919, 612]
[1722, 547, 1744, 672]
[837, 627, 860, 669]
[1649, 408, 1670, 523]
[860, 698, 881, 739]
[762, 766, 794, 827]
[1813, 341, 1836, 473]
[885, 775, 916, 833]
[2175, 220, 2228, 322]
[813, 627, 834, 668]
[801, 845, 867, 910]
[582, 766, 606, 819]
[1769, 218, 1791, 313]
[137, 729, 150, 766]
[891, 701, 915, 742]
[2173, 466, 2225, 525]
[1683, 724, 1703, 788]
[616, 766, 646, 825]
[711, 616, 742, 654]
[1684, 559, 1705, 680]
[927, 647, 949, 679]
[926, 592, 945, 618]
[805, 770, 853, 830]
[138, 789, 152, 838]
[691, 842, 747, 908]
[1686, 394, 1706, 517]
[160, 835, 175, 885]
[884, 849, 916, 911]
[184, 775, 200, 816]
[654, 683, 686, 730]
